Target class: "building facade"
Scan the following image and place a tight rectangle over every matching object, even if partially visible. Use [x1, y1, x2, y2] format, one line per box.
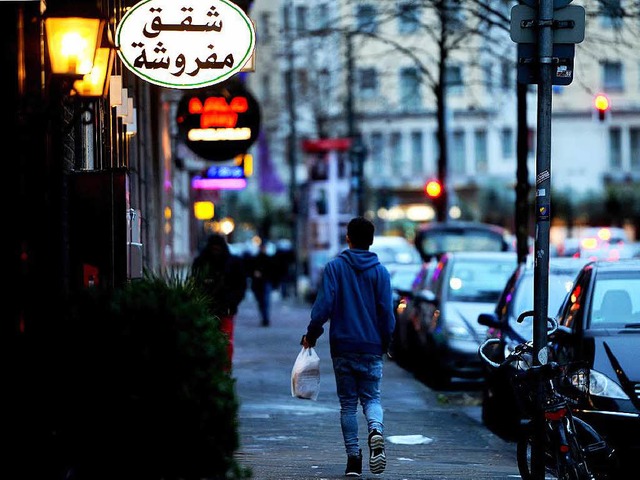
[246, 0, 640, 239]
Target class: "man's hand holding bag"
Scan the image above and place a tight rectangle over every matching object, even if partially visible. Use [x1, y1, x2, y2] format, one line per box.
[291, 339, 320, 400]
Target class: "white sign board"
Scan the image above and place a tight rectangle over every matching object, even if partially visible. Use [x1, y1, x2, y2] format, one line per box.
[116, 0, 255, 89]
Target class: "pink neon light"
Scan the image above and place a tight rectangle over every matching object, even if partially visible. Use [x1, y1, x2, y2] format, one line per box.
[192, 177, 247, 190]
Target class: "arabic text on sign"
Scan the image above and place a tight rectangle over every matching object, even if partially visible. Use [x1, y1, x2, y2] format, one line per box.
[116, 0, 255, 89]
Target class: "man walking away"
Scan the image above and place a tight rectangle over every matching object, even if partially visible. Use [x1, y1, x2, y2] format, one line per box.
[301, 217, 395, 477]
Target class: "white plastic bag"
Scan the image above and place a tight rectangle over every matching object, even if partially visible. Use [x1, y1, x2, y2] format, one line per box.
[291, 346, 320, 400]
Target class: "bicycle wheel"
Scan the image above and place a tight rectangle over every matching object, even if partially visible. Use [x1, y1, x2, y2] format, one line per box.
[517, 421, 557, 480]
[572, 417, 620, 479]
[517, 417, 616, 480]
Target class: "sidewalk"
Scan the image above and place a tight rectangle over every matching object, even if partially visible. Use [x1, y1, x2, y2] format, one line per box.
[232, 294, 520, 479]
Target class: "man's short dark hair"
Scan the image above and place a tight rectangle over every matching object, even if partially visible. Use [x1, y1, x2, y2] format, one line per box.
[347, 216, 374, 249]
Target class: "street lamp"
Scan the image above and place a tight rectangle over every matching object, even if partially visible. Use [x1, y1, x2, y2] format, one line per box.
[43, 3, 113, 98]
[72, 27, 116, 99]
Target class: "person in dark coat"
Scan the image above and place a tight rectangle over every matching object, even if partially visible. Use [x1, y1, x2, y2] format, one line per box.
[192, 234, 247, 367]
[275, 239, 296, 298]
[249, 241, 277, 327]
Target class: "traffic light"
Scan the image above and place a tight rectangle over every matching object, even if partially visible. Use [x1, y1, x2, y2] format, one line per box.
[594, 94, 610, 122]
[425, 179, 443, 199]
[425, 178, 446, 221]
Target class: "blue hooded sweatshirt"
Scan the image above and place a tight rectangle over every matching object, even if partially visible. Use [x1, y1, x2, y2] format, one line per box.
[306, 249, 395, 357]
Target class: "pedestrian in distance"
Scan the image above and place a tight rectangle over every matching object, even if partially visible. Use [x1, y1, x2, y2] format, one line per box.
[301, 216, 395, 477]
[274, 239, 296, 298]
[248, 240, 277, 327]
[191, 233, 247, 368]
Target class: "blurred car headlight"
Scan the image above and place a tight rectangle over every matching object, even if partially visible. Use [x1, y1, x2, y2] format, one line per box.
[589, 369, 630, 400]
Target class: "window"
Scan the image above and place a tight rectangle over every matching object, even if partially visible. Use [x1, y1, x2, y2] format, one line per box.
[410, 131, 424, 175]
[259, 12, 271, 43]
[445, 65, 463, 95]
[444, 0, 465, 31]
[399, 67, 421, 109]
[600, 0, 623, 28]
[630, 128, 640, 170]
[358, 68, 378, 97]
[318, 68, 331, 103]
[260, 74, 271, 102]
[295, 5, 307, 32]
[501, 127, 514, 159]
[370, 132, 385, 173]
[483, 62, 493, 92]
[475, 129, 488, 173]
[451, 130, 466, 174]
[398, 1, 420, 34]
[390, 132, 403, 174]
[316, 3, 329, 31]
[609, 127, 622, 169]
[296, 69, 309, 97]
[356, 4, 377, 33]
[500, 60, 511, 91]
[603, 61, 624, 92]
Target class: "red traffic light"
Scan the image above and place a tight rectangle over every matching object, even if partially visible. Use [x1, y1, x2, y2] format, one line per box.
[594, 94, 610, 121]
[425, 179, 443, 199]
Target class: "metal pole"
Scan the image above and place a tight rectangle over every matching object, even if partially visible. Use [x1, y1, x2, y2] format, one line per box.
[532, 0, 554, 477]
[345, 31, 364, 215]
[285, 0, 298, 297]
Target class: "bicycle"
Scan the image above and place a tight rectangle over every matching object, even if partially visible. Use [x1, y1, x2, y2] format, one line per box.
[478, 311, 619, 480]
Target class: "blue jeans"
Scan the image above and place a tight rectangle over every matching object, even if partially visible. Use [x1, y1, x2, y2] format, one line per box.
[332, 353, 384, 457]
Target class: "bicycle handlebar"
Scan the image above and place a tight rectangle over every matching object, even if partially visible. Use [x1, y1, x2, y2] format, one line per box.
[478, 313, 559, 370]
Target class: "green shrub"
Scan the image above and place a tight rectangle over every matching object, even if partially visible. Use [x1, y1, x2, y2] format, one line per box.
[56, 271, 251, 479]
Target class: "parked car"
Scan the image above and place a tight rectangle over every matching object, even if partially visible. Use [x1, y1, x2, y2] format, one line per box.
[370, 235, 422, 267]
[393, 221, 513, 369]
[370, 235, 422, 296]
[476, 256, 590, 438]
[549, 259, 640, 467]
[394, 251, 517, 388]
[414, 221, 512, 263]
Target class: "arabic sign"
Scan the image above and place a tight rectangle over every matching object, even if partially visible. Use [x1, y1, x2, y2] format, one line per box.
[116, 0, 255, 89]
[176, 78, 261, 161]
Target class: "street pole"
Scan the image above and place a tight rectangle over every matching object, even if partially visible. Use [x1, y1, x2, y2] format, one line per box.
[345, 31, 365, 216]
[532, 0, 554, 477]
[285, 0, 298, 297]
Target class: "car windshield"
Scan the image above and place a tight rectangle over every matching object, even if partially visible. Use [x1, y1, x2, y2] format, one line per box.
[513, 273, 579, 317]
[589, 274, 640, 328]
[372, 245, 421, 265]
[511, 271, 579, 339]
[447, 259, 515, 302]
[419, 229, 507, 260]
[389, 264, 421, 290]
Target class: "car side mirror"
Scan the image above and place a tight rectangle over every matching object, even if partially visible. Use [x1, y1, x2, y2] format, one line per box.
[478, 312, 501, 329]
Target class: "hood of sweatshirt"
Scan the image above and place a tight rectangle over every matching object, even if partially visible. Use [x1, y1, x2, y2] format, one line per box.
[339, 249, 380, 272]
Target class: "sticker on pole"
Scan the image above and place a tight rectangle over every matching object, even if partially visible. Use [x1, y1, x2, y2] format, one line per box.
[116, 0, 255, 89]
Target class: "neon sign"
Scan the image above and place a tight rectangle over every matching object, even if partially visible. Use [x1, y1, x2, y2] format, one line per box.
[176, 78, 260, 161]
